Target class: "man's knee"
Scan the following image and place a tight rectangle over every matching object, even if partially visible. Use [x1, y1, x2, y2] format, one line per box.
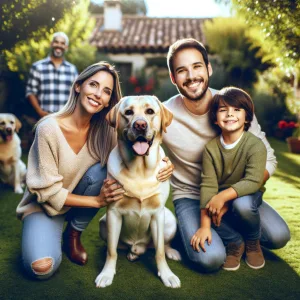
[264, 224, 291, 249]
[28, 257, 56, 280]
[187, 246, 225, 272]
[232, 196, 255, 220]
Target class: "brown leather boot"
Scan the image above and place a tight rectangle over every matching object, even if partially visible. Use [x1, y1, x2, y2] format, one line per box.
[245, 239, 265, 269]
[222, 242, 245, 271]
[63, 223, 88, 265]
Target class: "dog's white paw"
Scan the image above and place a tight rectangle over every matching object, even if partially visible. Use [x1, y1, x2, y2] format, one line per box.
[14, 186, 23, 194]
[165, 246, 182, 261]
[95, 270, 115, 288]
[158, 269, 181, 288]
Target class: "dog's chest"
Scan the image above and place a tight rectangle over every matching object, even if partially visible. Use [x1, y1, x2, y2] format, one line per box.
[111, 193, 163, 216]
[0, 160, 14, 177]
[0, 142, 18, 162]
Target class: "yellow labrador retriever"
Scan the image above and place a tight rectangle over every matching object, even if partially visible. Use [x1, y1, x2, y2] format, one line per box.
[95, 96, 181, 288]
[0, 113, 26, 193]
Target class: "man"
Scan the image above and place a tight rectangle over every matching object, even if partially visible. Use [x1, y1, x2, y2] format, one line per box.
[162, 38, 290, 272]
[26, 32, 78, 118]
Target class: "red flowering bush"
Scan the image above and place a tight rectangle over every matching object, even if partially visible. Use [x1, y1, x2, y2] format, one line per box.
[123, 69, 157, 96]
[277, 120, 300, 139]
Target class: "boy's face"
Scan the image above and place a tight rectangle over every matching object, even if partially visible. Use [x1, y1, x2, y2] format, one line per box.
[215, 100, 247, 134]
[170, 48, 212, 101]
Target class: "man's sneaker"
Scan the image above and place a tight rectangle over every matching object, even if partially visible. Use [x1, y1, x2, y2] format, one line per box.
[222, 242, 245, 271]
[245, 240, 265, 269]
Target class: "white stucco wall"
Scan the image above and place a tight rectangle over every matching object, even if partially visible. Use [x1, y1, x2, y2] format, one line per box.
[107, 53, 165, 74]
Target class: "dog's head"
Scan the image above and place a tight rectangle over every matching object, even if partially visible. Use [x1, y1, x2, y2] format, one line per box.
[0, 113, 22, 143]
[106, 95, 173, 156]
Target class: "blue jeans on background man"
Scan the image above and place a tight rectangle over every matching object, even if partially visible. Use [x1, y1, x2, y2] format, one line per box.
[21, 163, 106, 279]
[174, 194, 290, 272]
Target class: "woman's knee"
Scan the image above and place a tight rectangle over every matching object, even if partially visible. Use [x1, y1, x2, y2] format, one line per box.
[85, 164, 107, 186]
[24, 256, 61, 280]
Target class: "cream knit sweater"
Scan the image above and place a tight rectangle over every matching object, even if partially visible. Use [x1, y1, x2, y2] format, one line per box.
[16, 117, 98, 220]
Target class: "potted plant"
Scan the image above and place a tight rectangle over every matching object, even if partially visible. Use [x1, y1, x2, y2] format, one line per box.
[286, 118, 300, 154]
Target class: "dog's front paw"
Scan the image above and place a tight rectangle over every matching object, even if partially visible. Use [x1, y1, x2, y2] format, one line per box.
[95, 270, 115, 288]
[14, 186, 23, 194]
[158, 269, 181, 288]
[165, 246, 181, 261]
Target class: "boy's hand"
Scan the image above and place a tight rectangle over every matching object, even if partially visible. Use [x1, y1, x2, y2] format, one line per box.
[206, 195, 225, 215]
[190, 227, 212, 252]
[212, 203, 229, 227]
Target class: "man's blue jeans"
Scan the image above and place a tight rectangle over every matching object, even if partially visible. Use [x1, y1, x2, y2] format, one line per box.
[21, 163, 106, 280]
[174, 194, 290, 272]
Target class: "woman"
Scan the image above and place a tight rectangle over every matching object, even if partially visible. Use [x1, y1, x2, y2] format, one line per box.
[17, 62, 173, 280]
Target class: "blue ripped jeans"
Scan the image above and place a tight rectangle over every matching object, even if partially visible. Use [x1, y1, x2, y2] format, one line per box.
[21, 163, 106, 280]
[174, 193, 290, 272]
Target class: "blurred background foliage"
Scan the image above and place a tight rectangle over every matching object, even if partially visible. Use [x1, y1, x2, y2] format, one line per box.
[1, 0, 299, 137]
[215, 0, 300, 135]
[4, 0, 97, 80]
[0, 0, 71, 51]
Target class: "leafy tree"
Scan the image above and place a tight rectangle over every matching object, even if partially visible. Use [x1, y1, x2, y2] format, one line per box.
[5, 0, 97, 80]
[0, 0, 73, 51]
[216, 0, 300, 120]
[204, 17, 271, 90]
[89, 0, 147, 15]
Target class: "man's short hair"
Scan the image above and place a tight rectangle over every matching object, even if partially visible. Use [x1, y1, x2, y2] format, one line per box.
[167, 38, 209, 77]
[52, 32, 69, 46]
[209, 86, 254, 133]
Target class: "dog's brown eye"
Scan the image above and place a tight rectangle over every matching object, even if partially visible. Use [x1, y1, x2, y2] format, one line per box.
[125, 110, 134, 116]
[146, 108, 155, 115]
[10, 121, 14, 124]
[0, 121, 5, 125]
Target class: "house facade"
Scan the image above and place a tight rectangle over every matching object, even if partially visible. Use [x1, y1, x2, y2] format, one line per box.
[90, 0, 210, 77]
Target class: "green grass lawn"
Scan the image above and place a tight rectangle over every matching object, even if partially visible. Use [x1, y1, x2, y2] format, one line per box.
[0, 138, 299, 300]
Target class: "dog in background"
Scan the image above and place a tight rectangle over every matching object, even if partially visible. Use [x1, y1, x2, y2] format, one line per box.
[0, 113, 26, 194]
[95, 96, 181, 289]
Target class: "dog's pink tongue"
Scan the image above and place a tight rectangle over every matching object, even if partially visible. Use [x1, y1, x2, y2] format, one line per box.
[6, 135, 13, 142]
[132, 141, 149, 155]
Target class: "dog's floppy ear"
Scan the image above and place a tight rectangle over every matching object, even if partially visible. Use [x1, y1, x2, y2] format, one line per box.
[14, 115, 22, 132]
[106, 100, 122, 130]
[155, 97, 173, 133]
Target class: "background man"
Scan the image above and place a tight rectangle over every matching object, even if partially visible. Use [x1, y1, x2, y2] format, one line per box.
[26, 32, 78, 118]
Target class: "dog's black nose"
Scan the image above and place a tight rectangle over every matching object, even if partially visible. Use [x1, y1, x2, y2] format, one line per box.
[6, 128, 12, 134]
[134, 120, 147, 131]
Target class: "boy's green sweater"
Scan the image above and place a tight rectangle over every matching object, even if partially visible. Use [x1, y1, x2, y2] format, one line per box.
[200, 131, 267, 209]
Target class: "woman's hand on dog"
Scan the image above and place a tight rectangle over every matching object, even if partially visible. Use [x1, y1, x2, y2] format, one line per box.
[97, 179, 125, 207]
[157, 156, 175, 182]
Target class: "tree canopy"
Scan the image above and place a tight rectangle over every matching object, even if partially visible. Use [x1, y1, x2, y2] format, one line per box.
[204, 17, 271, 90]
[5, 0, 98, 79]
[0, 0, 73, 51]
[216, 1, 299, 72]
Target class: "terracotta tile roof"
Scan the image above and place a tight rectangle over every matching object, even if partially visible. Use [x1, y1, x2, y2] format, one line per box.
[90, 15, 210, 53]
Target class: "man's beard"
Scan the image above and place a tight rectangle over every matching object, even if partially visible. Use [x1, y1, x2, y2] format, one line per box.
[178, 78, 209, 102]
[51, 47, 65, 58]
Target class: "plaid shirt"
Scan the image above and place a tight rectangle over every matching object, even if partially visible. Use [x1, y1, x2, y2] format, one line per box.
[26, 57, 78, 113]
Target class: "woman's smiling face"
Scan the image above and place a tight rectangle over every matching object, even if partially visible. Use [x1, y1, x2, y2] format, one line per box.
[76, 71, 114, 114]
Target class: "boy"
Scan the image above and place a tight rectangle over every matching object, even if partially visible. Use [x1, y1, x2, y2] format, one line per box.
[191, 86, 267, 271]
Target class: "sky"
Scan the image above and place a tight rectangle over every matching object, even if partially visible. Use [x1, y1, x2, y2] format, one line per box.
[92, 0, 232, 18]
[146, 0, 231, 18]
